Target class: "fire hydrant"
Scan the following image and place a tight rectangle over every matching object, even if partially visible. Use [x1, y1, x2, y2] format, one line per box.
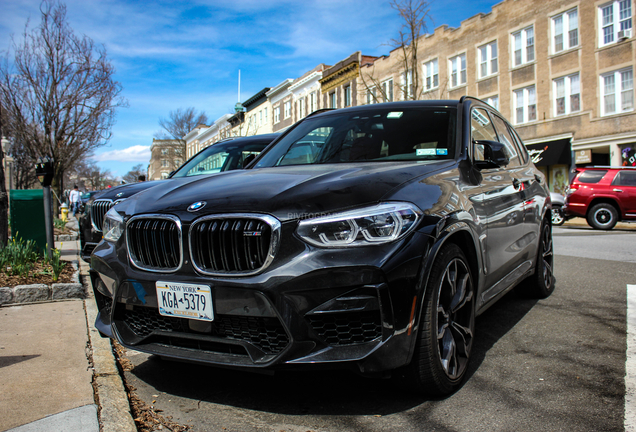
[60, 203, 69, 221]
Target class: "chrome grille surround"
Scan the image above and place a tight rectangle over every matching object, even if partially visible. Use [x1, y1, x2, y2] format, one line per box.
[126, 214, 183, 273]
[189, 214, 281, 276]
[90, 199, 115, 232]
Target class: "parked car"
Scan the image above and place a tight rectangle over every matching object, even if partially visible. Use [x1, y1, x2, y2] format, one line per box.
[79, 134, 278, 261]
[90, 98, 553, 396]
[564, 166, 636, 230]
[550, 192, 566, 226]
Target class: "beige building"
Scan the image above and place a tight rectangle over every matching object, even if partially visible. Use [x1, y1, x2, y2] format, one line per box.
[359, 0, 635, 193]
[268, 79, 294, 132]
[148, 139, 184, 180]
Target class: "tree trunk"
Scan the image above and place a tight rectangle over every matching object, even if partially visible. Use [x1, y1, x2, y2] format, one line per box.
[0, 148, 8, 247]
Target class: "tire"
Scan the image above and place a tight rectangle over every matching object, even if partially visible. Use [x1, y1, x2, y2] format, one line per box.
[551, 205, 565, 226]
[525, 220, 555, 299]
[398, 243, 475, 396]
[587, 203, 618, 230]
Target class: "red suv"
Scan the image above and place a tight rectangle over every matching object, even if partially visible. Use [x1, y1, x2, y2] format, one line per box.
[565, 166, 636, 230]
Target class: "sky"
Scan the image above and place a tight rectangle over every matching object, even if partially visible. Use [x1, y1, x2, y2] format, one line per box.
[0, 0, 500, 179]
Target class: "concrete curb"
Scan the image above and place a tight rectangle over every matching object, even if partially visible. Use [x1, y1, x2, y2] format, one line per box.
[84, 294, 137, 432]
[0, 261, 83, 306]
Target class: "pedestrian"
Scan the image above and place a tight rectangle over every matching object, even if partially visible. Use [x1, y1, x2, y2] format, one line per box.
[69, 185, 81, 217]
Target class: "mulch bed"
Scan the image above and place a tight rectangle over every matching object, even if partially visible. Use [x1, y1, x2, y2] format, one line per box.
[0, 259, 76, 287]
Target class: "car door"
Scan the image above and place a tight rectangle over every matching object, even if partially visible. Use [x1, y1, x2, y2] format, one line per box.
[470, 107, 529, 304]
[612, 170, 636, 217]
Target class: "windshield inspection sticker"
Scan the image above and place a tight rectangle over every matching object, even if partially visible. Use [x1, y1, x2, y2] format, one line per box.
[417, 149, 436, 156]
[387, 112, 404, 119]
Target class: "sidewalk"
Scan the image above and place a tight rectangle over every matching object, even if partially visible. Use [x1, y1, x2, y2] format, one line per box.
[0, 219, 136, 432]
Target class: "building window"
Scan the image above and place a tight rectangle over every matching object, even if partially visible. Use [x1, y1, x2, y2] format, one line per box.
[264, 107, 268, 125]
[478, 41, 498, 78]
[553, 73, 581, 116]
[366, 87, 377, 104]
[330, 92, 337, 108]
[161, 172, 169, 179]
[283, 101, 291, 119]
[514, 85, 537, 124]
[259, 110, 263, 126]
[512, 26, 535, 67]
[601, 68, 634, 115]
[299, 97, 305, 119]
[310, 93, 316, 113]
[174, 159, 181, 167]
[485, 95, 499, 110]
[401, 70, 413, 99]
[382, 78, 394, 101]
[449, 54, 467, 88]
[552, 8, 578, 53]
[344, 85, 352, 107]
[599, 0, 632, 46]
[274, 106, 280, 124]
[161, 159, 168, 167]
[161, 149, 168, 156]
[423, 59, 439, 91]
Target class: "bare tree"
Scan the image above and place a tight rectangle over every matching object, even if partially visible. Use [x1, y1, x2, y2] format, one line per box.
[122, 163, 147, 184]
[155, 107, 208, 164]
[359, 0, 432, 102]
[76, 160, 112, 191]
[0, 0, 126, 212]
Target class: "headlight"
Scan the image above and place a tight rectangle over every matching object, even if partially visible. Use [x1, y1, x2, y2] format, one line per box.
[296, 202, 422, 247]
[103, 207, 125, 242]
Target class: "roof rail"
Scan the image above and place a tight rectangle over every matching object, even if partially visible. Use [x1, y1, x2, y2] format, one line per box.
[583, 165, 636, 170]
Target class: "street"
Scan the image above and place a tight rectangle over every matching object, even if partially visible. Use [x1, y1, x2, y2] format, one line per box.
[118, 223, 636, 432]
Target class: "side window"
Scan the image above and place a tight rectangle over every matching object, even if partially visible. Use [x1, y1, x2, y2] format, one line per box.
[577, 170, 607, 183]
[471, 108, 497, 162]
[612, 171, 636, 186]
[491, 114, 521, 167]
[509, 125, 529, 164]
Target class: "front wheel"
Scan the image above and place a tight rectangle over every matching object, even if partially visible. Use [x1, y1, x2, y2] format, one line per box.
[398, 243, 475, 396]
[524, 220, 555, 299]
[587, 203, 618, 230]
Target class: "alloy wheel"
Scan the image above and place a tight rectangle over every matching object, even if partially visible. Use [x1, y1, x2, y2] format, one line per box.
[436, 257, 474, 380]
[540, 224, 554, 289]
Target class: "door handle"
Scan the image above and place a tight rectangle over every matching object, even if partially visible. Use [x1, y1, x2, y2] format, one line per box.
[613, 188, 623, 192]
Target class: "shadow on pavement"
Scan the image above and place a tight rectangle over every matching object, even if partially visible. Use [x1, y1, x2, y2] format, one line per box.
[126, 287, 539, 416]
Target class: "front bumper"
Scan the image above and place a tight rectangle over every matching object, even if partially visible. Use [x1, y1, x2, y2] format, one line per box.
[90, 230, 432, 374]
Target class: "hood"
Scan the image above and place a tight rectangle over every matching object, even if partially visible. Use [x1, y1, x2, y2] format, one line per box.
[123, 161, 454, 222]
[92, 180, 163, 201]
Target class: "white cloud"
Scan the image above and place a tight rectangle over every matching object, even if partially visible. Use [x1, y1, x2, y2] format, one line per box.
[93, 145, 150, 162]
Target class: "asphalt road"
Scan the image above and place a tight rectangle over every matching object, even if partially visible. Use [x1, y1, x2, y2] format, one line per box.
[120, 223, 636, 432]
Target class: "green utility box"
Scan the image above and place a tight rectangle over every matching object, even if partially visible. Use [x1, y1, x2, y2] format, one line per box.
[9, 189, 47, 253]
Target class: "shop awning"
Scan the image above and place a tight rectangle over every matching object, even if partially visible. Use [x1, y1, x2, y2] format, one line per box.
[526, 139, 571, 166]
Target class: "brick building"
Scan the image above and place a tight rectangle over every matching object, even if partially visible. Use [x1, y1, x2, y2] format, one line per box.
[148, 139, 184, 180]
[359, 0, 635, 194]
[320, 52, 378, 110]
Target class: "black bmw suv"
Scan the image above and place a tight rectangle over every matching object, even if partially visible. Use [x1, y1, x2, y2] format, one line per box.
[90, 98, 553, 395]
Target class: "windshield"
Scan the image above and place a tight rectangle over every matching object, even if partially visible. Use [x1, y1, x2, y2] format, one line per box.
[255, 107, 456, 168]
[171, 139, 270, 178]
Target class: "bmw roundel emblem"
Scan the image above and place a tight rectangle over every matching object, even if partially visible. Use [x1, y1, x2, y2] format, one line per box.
[116, 192, 124, 198]
[188, 201, 206, 212]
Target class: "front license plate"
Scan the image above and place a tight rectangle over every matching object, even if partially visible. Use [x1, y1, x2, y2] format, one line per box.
[156, 281, 213, 322]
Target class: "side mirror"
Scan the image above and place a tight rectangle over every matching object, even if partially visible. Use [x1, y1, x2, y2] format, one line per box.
[474, 140, 510, 169]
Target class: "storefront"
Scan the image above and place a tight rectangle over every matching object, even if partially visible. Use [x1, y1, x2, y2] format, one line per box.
[525, 139, 571, 195]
